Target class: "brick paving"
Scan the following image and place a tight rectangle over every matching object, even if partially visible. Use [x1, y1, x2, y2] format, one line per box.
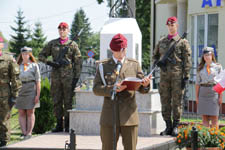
[2, 132, 175, 150]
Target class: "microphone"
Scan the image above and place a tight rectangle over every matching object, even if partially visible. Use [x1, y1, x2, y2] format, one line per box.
[115, 61, 122, 75]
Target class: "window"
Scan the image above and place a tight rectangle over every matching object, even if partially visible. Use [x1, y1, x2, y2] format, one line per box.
[191, 13, 218, 80]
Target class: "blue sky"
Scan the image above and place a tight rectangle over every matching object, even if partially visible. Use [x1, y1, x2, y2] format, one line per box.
[0, 0, 110, 41]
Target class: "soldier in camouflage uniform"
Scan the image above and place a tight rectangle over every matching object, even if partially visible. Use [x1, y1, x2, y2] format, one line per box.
[0, 37, 22, 146]
[153, 17, 192, 136]
[38, 22, 82, 132]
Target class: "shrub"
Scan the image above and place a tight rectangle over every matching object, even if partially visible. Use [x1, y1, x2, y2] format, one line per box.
[33, 78, 56, 134]
[175, 124, 225, 149]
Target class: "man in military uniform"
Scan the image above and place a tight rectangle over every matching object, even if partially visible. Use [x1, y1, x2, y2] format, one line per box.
[93, 33, 151, 150]
[153, 17, 192, 136]
[38, 22, 82, 132]
[0, 37, 22, 146]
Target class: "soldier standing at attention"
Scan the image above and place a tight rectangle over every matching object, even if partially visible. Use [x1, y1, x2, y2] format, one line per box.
[38, 22, 82, 132]
[93, 33, 151, 150]
[153, 16, 192, 136]
[0, 37, 22, 146]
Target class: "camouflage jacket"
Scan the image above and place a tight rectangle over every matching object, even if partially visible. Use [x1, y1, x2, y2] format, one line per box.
[153, 34, 192, 78]
[38, 38, 82, 78]
[0, 52, 22, 98]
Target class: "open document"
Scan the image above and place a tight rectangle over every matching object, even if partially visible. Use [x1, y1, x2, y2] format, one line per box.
[121, 77, 143, 91]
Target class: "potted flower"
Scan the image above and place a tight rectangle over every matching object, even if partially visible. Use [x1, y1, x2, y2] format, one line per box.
[174, 124, 225, 150]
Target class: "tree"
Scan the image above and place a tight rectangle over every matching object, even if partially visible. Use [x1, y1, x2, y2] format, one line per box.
[70, 8, 92, 60]
[136, 0, 150, 72]
[86, 32, 100, 60]
[10, 9, 29, 56]
[30, 22, 47, 57]
[95, 0, 151, 72]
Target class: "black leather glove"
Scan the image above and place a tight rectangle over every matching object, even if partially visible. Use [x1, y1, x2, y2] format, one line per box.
[72, 78, 79, 92]
[8, 97, 16, 109]
[153, 60, 158, 67]
[181, 77, 189, 89]
[46, 61, 61, 68]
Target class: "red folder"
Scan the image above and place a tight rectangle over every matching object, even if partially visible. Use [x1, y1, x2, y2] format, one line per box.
[121, 77, 143, 91]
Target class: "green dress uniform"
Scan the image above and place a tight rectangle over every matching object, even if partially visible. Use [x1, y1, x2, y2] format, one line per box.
[38, 38, 82, 131]
[153, 34, 192, 135]
[0, 52, 21, 146]
[93, 57, 150, 150]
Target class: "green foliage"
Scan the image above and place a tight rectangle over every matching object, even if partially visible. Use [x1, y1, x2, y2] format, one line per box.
[95, 0, 151, 72]
[70, 8, 92, 60]
[33, 78, 56, 134]
[9, 9, 29, 56]
[175, 124, 225, 149]
[29, 22, 47, 57]
[220, 126, 225, 134]
[86, 32, 100, 60]
[136, 0, 151, 72]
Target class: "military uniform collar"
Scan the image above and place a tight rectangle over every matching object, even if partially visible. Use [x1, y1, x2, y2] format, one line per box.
[22, 61, 32, 65]
[57, 38, 71, 45]
[172, 34, 180, 41]
[204, 62, 215, 67]
[112, 56, 125, 64]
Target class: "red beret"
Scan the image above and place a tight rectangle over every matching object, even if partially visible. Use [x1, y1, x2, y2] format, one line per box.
[0, 37, 3, 43]
[110, 33, 127, 52]
[166, 16, 177, 25]
[58, 22, 69, 29]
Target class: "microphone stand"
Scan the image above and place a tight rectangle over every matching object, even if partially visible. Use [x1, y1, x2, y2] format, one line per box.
[111, 64, 121, 150]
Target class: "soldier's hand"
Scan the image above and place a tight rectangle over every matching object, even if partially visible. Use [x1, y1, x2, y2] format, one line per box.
[46, 61, 60, 68]
[141, 75, 151, 87]
[8, 97, 16, 109]
[116, 83, 127, 92]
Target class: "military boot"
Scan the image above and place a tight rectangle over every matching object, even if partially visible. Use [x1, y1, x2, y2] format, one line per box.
[0, 141, 7, 147]
[64, 116, 69, 132]
[171, 120, 180, 137]
[52, 118, 63, 132]
[160, 120, 173, 136]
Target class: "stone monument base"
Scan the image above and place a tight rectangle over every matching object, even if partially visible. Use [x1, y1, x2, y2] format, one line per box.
[69, 90, 165, 137]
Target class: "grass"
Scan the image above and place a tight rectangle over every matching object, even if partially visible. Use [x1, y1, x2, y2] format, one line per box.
[9, 108, 22, 145]
[181, 116, 225, 125]
[8, 108, 40, 145]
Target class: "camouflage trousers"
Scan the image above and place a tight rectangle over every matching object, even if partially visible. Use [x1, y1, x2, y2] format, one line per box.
[159, 71, 184, 121]
[0, 97, 11, 143]
[51, 71, 74, 127]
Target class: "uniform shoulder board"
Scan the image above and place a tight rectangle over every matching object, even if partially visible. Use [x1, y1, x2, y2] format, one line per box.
[3, 52, 16, 62]
[159, 36, 167, 42]
[127, 58, 138, 63]
[49, 38, 59, 45]
[99, 58, 110, 64]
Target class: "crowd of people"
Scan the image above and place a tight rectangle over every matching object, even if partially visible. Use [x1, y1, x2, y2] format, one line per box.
[0, 16, 223, 149]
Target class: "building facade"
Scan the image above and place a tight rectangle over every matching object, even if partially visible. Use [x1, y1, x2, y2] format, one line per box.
[151, 0, 225, 112]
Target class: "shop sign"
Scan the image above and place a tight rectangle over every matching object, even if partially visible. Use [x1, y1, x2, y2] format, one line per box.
[202, 0, 223, 8]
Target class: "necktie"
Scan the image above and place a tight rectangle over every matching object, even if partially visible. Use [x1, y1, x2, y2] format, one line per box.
[206, 64, 210, 75]
[24, 63, 28, 71]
